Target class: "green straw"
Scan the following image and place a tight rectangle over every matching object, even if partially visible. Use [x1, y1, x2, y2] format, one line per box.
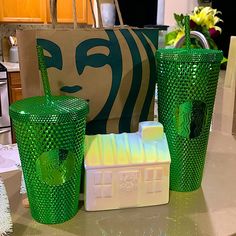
[36, 45, 52, 103]
[184, 15, 191, 49]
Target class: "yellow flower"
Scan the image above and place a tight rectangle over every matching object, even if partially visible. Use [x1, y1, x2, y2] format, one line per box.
[190, 6, 222, 31]
[174, 30, 185, 46]
[190, 6, 206, 25]
[165, 6, 223, 49]
[214, 25, 222, 33]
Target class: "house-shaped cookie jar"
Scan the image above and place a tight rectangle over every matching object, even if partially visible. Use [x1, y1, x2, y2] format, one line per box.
[84, 121, 171, 211]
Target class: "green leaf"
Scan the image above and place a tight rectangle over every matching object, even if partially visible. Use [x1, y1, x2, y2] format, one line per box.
[165, 31, 178, 45]
[221, 57, 228, 64]
[174, 13, 185, 28]
[206, 37, 218, 49]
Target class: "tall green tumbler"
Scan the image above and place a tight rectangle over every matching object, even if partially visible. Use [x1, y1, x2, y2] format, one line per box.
[9, 46, 88, 224]
[156, 16, 223, 192]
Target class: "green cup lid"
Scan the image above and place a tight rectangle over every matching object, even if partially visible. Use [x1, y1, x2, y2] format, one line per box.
[9, 96, 88, 123]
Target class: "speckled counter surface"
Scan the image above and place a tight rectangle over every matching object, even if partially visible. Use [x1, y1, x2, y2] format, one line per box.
[1, 131, 236, 236]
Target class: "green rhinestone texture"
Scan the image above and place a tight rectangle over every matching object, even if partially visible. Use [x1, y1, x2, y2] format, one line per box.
[156, 48, 222, 192]
[10, 96, 88, 224]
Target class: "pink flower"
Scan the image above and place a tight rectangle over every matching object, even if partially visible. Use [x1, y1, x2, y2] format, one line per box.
[190, 20, 197, 29]
[209, 28, 220, 38]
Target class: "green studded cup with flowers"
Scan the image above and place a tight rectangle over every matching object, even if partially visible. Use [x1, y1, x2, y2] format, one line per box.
[9, 46, 88, 224]
[156, 16, 222, 192]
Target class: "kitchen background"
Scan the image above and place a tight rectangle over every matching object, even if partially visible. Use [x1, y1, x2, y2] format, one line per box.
[2, 0, 230, 145]
[0, 23, 89, 61]
[0, 0, 201, 60]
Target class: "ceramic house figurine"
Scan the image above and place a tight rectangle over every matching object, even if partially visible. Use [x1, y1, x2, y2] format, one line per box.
[84, 121, 171, 211]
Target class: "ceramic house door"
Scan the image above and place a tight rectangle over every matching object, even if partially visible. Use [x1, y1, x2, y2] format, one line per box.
[118, 170, 139, 208]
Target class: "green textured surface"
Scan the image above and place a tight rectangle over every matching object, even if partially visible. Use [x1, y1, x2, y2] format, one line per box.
[10, 96, 88, 224]
[9, 45, 89, 224]
[156, 48, 222, 192]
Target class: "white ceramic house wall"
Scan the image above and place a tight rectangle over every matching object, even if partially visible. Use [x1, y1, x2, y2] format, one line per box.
[84, 121, 171, 211]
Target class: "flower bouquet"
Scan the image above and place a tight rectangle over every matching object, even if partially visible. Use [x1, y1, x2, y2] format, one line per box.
[165, 6, 224, 53]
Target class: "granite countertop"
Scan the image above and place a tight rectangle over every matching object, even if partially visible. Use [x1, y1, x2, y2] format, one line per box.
[1, 131, 236, 236]
[0, 61, 20, 72]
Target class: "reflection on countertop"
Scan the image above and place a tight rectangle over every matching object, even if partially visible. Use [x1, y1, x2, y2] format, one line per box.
[1, 133, 236, 236]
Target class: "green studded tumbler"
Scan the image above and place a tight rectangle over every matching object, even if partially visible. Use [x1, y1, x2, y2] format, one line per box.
[156, 16, 223, 192]
[9, 46, 89, 224]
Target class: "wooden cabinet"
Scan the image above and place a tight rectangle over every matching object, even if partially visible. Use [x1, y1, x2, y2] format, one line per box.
[8, 72, 23, 104]
[0, 0, 46, 23]
[46, 0, 88, 24]
[0, 0, 93, 24]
